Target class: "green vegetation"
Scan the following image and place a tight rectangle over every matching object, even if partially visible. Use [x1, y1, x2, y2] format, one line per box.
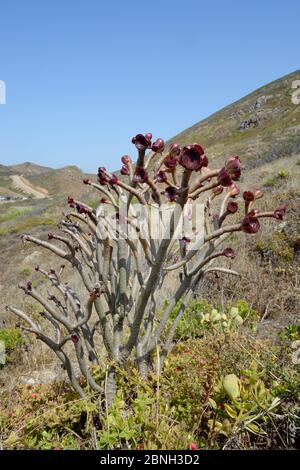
[0, 328, 23, 352]
[171, 299, 258, 340]
[207, 367, 282, 438]
[255, 229, 296, 264]
[263, 176, 278, 187]
[87, 198, 100, 209]
[0, 216, 55, 237]
[281, 320, 300, 341]
[0, 207, 32, 222]
[20, 267, 31, 277]
[0, 328, 24, 368]
[278, 170, 289, 178]
[263, 170, 289, 188]
[1, 300, 299, 450]
[31, 278, 44, 289]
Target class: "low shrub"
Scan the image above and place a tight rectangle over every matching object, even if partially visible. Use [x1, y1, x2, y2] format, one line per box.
[172, 299, 258, 340]
[1, 327, 299, 450]
[0, 328, 23, 352]
[0, 208, 32, 222]
[0, 328, 24, 367]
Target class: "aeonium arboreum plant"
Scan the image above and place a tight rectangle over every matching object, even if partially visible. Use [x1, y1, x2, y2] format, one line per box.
[7, 132, 286, 405]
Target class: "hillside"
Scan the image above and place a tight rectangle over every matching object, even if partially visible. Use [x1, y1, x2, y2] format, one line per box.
[0, 163, 93, 200]
[27, 165, 93, 196]
[169, 69, 300, 169]
[0, 164, 13, 177]
[8, 162, 52, 176]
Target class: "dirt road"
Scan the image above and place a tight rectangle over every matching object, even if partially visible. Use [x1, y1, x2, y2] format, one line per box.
[10, 175, 48, 199]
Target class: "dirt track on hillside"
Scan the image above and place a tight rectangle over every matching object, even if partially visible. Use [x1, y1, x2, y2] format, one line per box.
[10, 175, 48, 199]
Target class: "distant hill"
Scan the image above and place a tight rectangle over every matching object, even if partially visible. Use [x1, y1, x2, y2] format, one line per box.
[8, 162, 52, 176]
[27, 165, 93, 196]
[0, 164, 13, 177]
[0, 163, 93, 199]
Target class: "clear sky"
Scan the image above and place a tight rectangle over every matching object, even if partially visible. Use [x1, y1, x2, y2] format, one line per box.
[0, 0, 299, 173]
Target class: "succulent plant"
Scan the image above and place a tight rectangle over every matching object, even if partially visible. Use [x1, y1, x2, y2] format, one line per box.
[223, 374, 240, 400]
[7, 132, 285, 405]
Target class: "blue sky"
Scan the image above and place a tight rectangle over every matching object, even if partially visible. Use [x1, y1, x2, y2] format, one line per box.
[0, 0, 299, 173]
